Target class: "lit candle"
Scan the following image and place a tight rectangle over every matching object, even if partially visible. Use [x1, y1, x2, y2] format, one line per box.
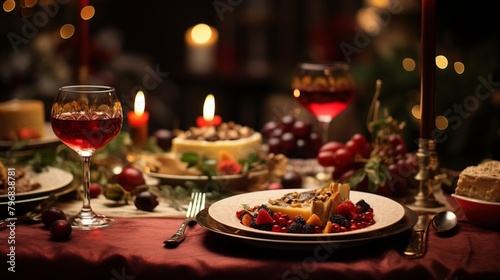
[185, 23, 218, 75]
[420, 0, 436, 139]
[128, 91, 150, 147]
[196, 94, 222, 128]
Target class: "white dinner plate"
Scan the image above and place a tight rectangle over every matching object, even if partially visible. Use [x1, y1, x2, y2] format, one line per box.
[197, 206, 417, 250]
[0, 123, 59, 150]
[208, 189, 405, 238]
[0, 166, 73, 202]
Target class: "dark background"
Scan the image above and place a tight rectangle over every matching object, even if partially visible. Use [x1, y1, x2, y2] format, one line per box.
[1, 0, 499, 170]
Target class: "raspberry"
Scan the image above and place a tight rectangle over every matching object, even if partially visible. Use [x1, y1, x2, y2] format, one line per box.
[336, 201, 355, 219]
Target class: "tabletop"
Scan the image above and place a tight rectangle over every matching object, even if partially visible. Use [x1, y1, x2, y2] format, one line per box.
[1, 194, 499, 280]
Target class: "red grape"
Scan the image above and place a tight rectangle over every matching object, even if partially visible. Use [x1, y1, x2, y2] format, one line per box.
[292, 120, 311, 139]
[261, 121, 278, 138]
[317, 151, 336, 167]
[387, 134, 404, 147]
[319, 141, 344, 153]
[267, 137, 282, 154]
[333, 148, 355, 166]
[345, 140, 359, 154]
[280, 132, 295, 151]
[280, 115, 295, 132]
[351, 133, 367, 148]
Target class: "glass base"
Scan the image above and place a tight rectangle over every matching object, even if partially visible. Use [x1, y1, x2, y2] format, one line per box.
[68, 209, 114, 230]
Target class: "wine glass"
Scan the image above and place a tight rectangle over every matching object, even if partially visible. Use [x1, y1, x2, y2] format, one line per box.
[51, 85, 123, 229]
[291, 61, 355, 143]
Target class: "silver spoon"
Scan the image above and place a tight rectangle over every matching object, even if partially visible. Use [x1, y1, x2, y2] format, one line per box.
[431, 211, 458, 235]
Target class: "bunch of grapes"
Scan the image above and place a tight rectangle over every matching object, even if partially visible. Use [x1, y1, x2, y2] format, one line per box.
[261, 115, 322, 159]
[317, 132, 418, 196]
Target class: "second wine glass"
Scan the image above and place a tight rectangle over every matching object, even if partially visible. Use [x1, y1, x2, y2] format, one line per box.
[51, 85, 123, 230]
[291, 61, 355, 143]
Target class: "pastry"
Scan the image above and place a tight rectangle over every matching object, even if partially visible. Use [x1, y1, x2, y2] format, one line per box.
[455, 160, 500, 202]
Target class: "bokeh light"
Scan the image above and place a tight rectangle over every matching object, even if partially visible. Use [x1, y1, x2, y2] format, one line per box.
[191, 24, 212, 44]
[81, 5, 95, 20]
[3, 0, 16, 12]
[436, 115, 448, 130]
[436, 55, 448, 69]
[60, 24, 75, 39]
[411, 104, 421, 119]
[454, 61, 465, 74]
[402, 58, 416, 71]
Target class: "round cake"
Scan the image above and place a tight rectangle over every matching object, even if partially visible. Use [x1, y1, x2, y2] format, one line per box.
[171, 122, 262, 162]
[0, 99, 45, 140]
[455, 160, 500, 202]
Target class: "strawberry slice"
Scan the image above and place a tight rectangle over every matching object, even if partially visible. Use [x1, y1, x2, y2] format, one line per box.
[255, 208, 273, 225]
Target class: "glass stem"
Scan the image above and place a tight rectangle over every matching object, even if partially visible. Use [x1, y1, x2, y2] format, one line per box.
[319, 121, 331, 144]
[81, 155, 93, 214]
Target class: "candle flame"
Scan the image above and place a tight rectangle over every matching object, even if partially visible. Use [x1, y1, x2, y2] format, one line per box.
[191, 24, 212, 44]
[203, 94, 215, 121]
[134, 91, 145, 116]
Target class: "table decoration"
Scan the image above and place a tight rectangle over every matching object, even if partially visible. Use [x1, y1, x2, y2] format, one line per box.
[196, 94, 222, 128]
[128, 90, 150, 148]
[185, 23, 218, 75]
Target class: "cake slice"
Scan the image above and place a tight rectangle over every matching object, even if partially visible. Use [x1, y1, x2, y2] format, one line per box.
[455, 160, 500, 202]
[266, 182, 350, 226]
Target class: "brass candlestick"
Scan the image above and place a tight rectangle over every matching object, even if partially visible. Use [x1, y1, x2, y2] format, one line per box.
[407, 138, 443, 208]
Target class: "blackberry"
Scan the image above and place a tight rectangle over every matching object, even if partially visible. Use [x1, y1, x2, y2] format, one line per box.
[250, 219, 273, 231]
[302, 224, 315, 234]
[294, 215, 306, 225]
[330, 214, 350, 228]
[356, 199, 371, 213]
[287, 222, 304, 233]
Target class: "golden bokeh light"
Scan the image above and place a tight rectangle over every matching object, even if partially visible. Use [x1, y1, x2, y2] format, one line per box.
[454, 61, 465, 74]
[435, 115, 448, 130]
[24, 0, 37, 8]
[293, 89, 301, 98]
[3, 0, 16, 12]
[402, 58, 416, 71]
[411, 104, 421, 119]
[60, 24, 75, 39]
[191, 24, 212, 44]
[81, 5, 95, 20]
[436, 55, 448, 69]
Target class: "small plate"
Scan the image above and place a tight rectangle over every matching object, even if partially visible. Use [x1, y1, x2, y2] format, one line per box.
[0, 123, 59, 150]
[452, 194, 500, 228]
[197, 206, 417, 250]
[145, 169, 269, 193]
[0, 166, 73, 202]
[208, 189, 406, 238]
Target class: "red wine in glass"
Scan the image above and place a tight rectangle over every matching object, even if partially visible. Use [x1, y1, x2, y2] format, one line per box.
[293, 87, 354, 124]
[51, 85, 122, 230]
[51, 114, 122, 155]
[291, 61, 355, 143]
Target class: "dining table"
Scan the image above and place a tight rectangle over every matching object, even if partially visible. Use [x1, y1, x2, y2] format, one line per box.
[1, 184, 499, 280]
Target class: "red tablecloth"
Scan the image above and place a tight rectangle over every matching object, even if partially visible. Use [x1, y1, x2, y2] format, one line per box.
[1, 197, 499, 280]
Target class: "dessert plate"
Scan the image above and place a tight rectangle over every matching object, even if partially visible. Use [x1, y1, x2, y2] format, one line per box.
[145, 169, 269, 193]
[197, 206, 417, 250]
[208, 189, 405, 238]
[0, 166, 73, 202]
[0, 123, 59, 150]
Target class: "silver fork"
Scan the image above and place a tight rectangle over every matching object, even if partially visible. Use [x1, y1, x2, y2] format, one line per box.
[164, 191, 206, 247]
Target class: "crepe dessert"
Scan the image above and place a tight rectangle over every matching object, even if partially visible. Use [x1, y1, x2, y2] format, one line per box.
[0, 162, 41, 195]
[455, 160, 500, 202]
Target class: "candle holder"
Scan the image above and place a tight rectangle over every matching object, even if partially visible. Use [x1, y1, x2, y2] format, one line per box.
[407, 138, 443, 208]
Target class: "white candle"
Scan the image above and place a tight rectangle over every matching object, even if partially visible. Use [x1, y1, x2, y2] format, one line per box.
[185, 23, 218, 74]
